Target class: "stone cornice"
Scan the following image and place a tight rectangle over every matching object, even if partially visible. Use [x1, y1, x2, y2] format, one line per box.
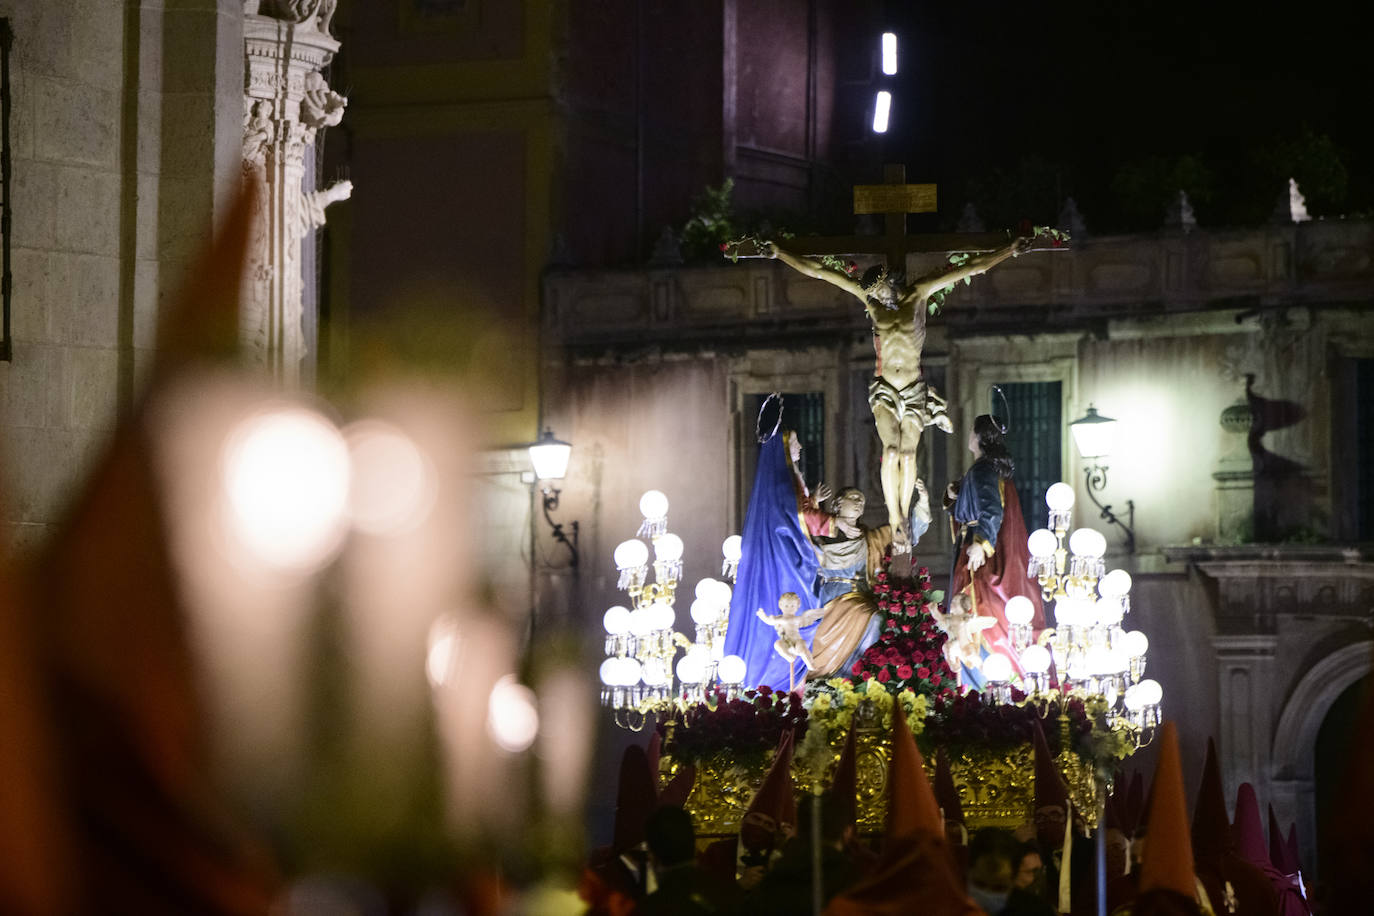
[544, 221, 1374, 350]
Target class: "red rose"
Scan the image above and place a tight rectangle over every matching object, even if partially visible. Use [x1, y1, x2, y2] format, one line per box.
[917, 666, 931, 679]
[757, 685, 772, 697]
[851, 661, 864, 676]
[877, 668, 892, 683]
[861, 670, 873, 681]
[901, 624, 911, 633]
[897, 664, 914, 679]
[885, 618, 898, 629]
[918, 567, 930, 577]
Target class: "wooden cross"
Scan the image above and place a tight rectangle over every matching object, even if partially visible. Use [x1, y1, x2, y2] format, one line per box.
[731, 163, 1012, 270]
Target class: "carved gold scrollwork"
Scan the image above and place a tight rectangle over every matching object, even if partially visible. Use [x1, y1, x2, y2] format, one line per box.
[665, 732, 1100, 837]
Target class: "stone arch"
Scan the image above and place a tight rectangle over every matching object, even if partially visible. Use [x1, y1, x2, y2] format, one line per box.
[1270, 638, 1373, 875]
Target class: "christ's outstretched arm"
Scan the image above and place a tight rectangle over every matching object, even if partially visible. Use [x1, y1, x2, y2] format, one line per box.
[766, 244, 869, 301]
[904, 236, 1031, 306]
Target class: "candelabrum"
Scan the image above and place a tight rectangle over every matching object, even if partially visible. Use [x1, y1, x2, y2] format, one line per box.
[975, 481, 1161, 746]
[600, 490, 747, 729]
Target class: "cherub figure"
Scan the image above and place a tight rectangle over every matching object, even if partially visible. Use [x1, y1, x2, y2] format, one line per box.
[928, 593, 996, 690]
[755, 592, 826, 691]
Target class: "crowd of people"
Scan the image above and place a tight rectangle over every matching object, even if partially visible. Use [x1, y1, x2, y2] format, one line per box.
[579, 718, 1316, 916]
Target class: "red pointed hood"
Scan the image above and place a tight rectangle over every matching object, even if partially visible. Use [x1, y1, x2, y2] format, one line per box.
[1190, 738, 1233, 865]
[613, 745, 658, 852]
[1267, 805, 1289, 873]
[743, 729, 796, 836]
[1231, 783, 1270, 869]
[828, 724, 858, 830]
[934, 748, 964, 826]
[1032, 719, 1069, 812]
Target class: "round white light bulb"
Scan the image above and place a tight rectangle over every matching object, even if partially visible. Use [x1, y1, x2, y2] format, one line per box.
[1123, 630, 1149, 657]
[722, 535, 743, 562]
[649, 600, 676, 631]
[1020, 644, 1052, 674]
[1069, 527, 1106, 558]
[719, 654, 747, 684]
[695, 578, 720, 601]
[676, 654, 705, 685]
[654, 533, 684, 563]
[1123, 684, 1143, 711]
[1005, 595, 1035, 626]
[1094, 597, 1125, 628]
[981, 653, 1013, 683]
[639, 489, 669, 519]
[627, 609, 656, 637]
[1045, 482, 1076, 512]
[599, 657, 620, 686]
[1027, 528, 1059, 558]
[603, 605, 632, 635]
[1136, 678, 1163, 706]
[1099, 569, 1133, 598]
[690, 597, 717, 625]
[617, 657, 643, 687]
[614, 539, 649, 570]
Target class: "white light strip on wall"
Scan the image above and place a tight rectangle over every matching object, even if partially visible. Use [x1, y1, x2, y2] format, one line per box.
[872, 91, 891, 133]
[882, 32, 897, 75]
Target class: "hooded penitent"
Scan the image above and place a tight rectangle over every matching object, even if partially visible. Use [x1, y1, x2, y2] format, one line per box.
[1032, 720, 1071, 850]
[823, 706, 983, 916]
[1233, 783, 1308, 916]
[1191, 739, 1280, 916]
[828, 724, 858, 832]
[613, 745, 659, 854]
[742, 728, 798, 839]
[1133, 722, 1202, 916]
[0, 187, 279, 915]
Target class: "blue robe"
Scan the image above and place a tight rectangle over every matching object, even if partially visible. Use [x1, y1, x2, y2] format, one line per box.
[722, 435, 821, 690]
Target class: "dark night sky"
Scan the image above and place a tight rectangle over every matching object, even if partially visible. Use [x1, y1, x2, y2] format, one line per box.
[874, 0, 1372, 231]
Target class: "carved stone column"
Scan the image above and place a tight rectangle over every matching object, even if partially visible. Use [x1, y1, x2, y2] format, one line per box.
[242, 2, 348, 387]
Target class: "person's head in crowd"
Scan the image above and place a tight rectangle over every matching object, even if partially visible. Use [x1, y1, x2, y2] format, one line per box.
[645, 805, 697, 872]
[1013, 843, 1044, 891]
[967, 828, 1022, 913]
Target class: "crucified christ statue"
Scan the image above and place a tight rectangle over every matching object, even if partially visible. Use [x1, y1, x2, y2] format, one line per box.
[758, 236, 1032, 552]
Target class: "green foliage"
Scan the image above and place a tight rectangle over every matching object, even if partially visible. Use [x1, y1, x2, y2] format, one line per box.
[1110, 154, 1215, 230]
[961, 156, 1072, 229]
[1252, 127, 1350, 217]
[680, 179, 738, 262]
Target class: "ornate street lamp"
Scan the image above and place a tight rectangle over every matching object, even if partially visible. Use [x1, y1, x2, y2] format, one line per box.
[1069, 405, 1136, 553]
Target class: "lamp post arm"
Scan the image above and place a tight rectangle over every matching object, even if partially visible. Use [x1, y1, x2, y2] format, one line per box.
[1081, 465, 1136, 554]
[541, 486, 581, 570]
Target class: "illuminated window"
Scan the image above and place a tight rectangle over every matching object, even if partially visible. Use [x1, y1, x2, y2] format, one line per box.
[996, 381, 1063, 533]
[746, 392, 826, 495]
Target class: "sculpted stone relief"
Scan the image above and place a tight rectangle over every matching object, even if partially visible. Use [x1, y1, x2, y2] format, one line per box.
[241, 5, 349, 386]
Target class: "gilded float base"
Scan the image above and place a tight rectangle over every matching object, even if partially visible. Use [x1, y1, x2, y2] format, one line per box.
[665, 733, 1099, 837]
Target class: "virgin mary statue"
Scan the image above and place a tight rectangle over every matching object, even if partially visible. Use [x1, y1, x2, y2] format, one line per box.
[721, 430, 823, 690]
